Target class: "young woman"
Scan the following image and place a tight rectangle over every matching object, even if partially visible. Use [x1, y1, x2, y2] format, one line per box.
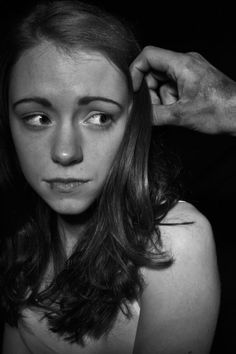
[0, 1, 220, 353]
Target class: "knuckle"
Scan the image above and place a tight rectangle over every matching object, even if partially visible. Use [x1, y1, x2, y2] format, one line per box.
[181, 53, 205, 78]
[187, 51, 202, 58]
[186, 51, 205, 63]
[142, 45, 154, 55]
[184, 54, 196, 66]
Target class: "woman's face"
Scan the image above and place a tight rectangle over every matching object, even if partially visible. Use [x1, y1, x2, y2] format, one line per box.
[9, 41, 132, 215]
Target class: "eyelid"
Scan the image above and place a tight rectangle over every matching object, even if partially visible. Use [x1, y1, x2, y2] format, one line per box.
[19, 111, 114, 128]
[21, 112, 52, 126]
[23, 112, 48, 119]
[82, 112, 114, 126]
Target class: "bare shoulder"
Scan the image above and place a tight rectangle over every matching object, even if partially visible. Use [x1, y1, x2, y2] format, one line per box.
[162, 199, 207, 223]
[134, 202, 220, 354]
[159, 201, 215, 258]
[2, 323, 31, 354]
[162, 200, 209, 224]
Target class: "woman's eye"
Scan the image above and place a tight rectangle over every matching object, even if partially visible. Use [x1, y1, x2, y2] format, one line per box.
[22, 114, 51, 127]
[84, 113, 113, 127]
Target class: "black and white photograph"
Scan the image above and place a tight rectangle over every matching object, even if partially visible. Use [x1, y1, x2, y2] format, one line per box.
[0, 1, 235, 353]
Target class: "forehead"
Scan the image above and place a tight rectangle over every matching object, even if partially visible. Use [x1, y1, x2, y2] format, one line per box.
[9, 42, 129, 102]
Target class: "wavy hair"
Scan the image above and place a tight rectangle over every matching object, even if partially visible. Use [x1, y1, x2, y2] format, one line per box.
[0, 0, 180, 345]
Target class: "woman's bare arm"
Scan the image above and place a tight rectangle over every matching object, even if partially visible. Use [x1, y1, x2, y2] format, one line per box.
[133, 202, 220, 354]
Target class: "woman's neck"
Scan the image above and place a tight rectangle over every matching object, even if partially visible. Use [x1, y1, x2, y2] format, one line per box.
[57, 207, 95, 256]
[57, 215, 85, 256]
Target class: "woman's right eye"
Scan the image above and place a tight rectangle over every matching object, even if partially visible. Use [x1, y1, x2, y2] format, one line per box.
[22, 113, 52, 127]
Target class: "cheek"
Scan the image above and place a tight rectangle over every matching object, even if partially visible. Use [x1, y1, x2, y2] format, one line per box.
[10, 129, 47, 179]
[85, 130, 124, 177]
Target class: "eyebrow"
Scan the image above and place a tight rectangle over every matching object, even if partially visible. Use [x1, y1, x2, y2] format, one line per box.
[12, 96, 123, 110]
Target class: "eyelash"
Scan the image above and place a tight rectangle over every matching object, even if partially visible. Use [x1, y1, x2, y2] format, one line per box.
[22, 113, 51, 127]
[84, 113, 113, 127]
[21, 112, 114, 129]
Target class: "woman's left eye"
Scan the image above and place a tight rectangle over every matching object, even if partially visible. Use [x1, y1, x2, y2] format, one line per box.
[84, 113, 113, 127]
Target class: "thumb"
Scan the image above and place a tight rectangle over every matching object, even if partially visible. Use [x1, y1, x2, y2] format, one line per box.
[152, 102, 182, 126]
[159, 82, 178, 105]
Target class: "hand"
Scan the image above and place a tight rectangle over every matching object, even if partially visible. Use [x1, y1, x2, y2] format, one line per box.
[130, 46, 236, 135]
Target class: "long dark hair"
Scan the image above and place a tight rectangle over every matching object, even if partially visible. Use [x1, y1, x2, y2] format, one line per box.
[0, 0, 180, 345]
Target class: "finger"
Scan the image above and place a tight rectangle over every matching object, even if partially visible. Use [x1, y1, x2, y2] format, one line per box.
[145, 73, 159, 90]
[152, 98, 200, 128]
[152, 104, 173, 126]
[149, 89, 161, 105]
[130, 46, 183, 91]
[159, 82, 178, 105]
[145, 72, 168, 89]
[152, 101, 187, 126]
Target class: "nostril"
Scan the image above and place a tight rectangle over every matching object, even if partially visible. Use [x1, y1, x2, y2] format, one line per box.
[51, 126, 83, 166]
[51, 144, 83, 166]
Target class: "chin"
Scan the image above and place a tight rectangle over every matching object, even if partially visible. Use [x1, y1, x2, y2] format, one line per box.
[47, 198, 94, 215]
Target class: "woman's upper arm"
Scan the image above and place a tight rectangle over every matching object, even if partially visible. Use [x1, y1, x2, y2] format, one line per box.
[133, 203, 220, 354]
[2, 323, 31, 354]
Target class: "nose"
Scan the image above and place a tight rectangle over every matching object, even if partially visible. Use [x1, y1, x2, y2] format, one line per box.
[51, 123, 83, 166]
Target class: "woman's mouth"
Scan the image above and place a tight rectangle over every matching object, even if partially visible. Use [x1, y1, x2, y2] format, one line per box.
[44, 178, 90, 193]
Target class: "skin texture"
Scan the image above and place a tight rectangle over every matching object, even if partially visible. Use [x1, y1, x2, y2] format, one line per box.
[130, 46, 236, 135]
[9, 41, 132, 240]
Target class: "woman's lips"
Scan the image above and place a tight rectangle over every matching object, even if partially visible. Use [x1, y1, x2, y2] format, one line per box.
[45, 178, 90, 193]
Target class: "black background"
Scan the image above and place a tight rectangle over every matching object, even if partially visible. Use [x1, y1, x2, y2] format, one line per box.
[0, 1, 236, 352]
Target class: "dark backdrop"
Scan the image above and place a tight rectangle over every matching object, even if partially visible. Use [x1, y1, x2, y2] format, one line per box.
[0, 1, 235, 352]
